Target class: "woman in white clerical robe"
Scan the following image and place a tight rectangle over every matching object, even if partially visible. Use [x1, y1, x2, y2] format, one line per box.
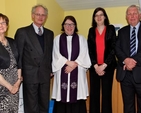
[51, 15, 91, 113]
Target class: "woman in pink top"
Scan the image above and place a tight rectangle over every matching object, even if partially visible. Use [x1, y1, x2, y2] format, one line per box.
[87, 7, 117, 113]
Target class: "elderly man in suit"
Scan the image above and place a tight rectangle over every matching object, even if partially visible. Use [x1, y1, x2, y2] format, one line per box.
[116, 5, 141, 113]
[14, 4, 54, 113]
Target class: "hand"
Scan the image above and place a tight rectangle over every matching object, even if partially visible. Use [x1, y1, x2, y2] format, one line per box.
[10, 77, 22, 94]
[65, 66, 74, 73]
[66, 61, 78, 69]
[13, 80, 20, 88]
[50, 73, 54, 78]
[10, 85, 19, 94]
[124, 58, 136, 70]
[94, 64, 106, 76]
[97, 70, 105, 76]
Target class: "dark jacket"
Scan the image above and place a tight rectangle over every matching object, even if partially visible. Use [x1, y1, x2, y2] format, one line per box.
[116, 22, 141, 83]
[14, 24, 54, 84]
[0, 37, 19, 69]
[88, 25, 117, 72]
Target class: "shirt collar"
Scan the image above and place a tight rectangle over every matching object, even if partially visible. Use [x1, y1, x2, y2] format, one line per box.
[32, 23, 43, 34]
[130, 22, 140, 29]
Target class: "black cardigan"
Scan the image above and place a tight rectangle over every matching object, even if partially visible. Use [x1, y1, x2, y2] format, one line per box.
[0, 37, 19, 69]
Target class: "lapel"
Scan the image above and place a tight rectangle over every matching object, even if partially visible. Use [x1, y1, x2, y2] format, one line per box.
[90, 27, 96, 43]
[104, 25, 110, 42]
[125, 25, 130, 56]
[137, 22, 141, 52]
[123, 25, 130, 50]
[27, 25, 43, 55]
[7, 38, 18, 61]
[43, 28, 48, 54]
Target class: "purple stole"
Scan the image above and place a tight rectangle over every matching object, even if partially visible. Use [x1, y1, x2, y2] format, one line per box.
[59, 33, 79, 103]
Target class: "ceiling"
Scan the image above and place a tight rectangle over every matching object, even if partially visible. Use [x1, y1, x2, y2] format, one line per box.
[55, 0, 139, 11]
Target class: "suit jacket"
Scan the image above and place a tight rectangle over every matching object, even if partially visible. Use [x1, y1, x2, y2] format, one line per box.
[14, 24, 54, 84]
[116, 22, 141, 83]
[0, 37, 19, 69]
[88, 25, 117, 73]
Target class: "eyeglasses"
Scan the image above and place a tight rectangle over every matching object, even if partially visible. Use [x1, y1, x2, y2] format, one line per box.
[127, 13, 138, 16]
[34, 13, 47, 17]
[64, 23, 75, 27]
[95, 14, 104, 18]
[0, 22, 6, 26]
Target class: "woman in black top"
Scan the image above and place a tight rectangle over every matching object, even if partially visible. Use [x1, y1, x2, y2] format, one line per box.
[88, 7, 117, 113]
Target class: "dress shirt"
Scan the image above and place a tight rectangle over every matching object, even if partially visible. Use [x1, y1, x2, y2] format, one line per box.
[130, 22, 140, 53]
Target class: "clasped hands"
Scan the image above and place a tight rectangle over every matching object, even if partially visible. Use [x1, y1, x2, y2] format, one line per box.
[94, 63, 107, 76]
[123, 58, 137, 71]
[65, 61, 78, 74]
[10, 77, 23, 94]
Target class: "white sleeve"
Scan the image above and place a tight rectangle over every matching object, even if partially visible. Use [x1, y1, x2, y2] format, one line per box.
[52, 35, 68, 72]
[75, 35, 91, 68]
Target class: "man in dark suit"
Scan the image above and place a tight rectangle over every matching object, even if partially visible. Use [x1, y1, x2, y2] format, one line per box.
[14, 4, 54, 113]
[116, 5, 141, 113]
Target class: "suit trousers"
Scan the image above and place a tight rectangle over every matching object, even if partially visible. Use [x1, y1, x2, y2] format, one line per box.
[23, 82, 50, 113]
[89, 69, 114, 113]
[120, 71, 141, 113]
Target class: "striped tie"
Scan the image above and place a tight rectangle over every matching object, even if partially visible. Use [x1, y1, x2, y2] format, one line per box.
[130, 27, 136, 56]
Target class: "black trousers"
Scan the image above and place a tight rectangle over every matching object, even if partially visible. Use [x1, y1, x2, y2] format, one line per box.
[89, 69, 114, 113]
[53, 100, 87, 113]
[23, 83, 50, 113]
[120, 71, 141, 113]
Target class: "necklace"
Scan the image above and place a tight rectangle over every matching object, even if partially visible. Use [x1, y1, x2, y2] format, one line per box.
[0, 38, 7, 46]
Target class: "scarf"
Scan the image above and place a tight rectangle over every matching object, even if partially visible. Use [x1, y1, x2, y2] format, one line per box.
[59, 32, 79, 103]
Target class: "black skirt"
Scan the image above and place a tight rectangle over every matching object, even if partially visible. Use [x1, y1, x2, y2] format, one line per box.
[53, 100, 87, 113]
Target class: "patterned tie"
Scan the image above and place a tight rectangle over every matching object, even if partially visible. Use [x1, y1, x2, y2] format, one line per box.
[38, 27, 42, 36]
[130, 27, 136, 56]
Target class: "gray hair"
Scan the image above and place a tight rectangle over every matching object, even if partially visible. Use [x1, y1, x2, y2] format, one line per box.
[126, 5, 141, 15]
[31, 4, 48, 15]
